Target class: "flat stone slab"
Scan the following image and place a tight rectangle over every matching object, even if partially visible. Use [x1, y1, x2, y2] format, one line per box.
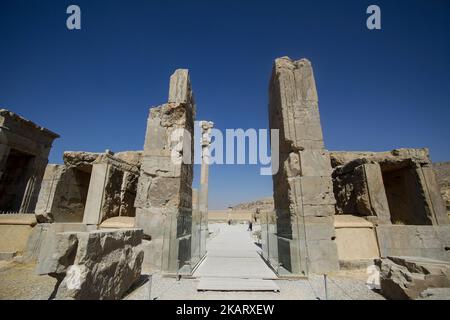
[0, 214, 37, 226]
[99, 216, 136, 229]
[334, 215, 374, 228]
[197, 277, 280, 292]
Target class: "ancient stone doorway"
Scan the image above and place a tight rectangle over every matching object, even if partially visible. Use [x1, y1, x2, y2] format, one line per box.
[55, 167, 91, 223]
[381, 165, 431, 225]
[0, 148, 34, 213]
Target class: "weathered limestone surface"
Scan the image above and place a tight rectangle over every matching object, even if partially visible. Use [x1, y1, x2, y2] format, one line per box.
[0, 214, 37, 258]
[99, 216, 135, 229]
[198, 121, 213, 259]
[332, 161, 391, 223]
[267, 57, 338, 275]
[376, 225, 450, 261]
[21, 223, 96, 263]
[0, 109, 59, 213]
[36, 229, 144, 300]
[36, 151, 140, 225]
[35, 165, 90, 223]
[134, 69, 194, 273]
[334, 215, 379, 263]
[330, 149, 431, 168]
[331, 149, 450, 226]
[377, 256, 450, 300]
[191, 188, 201, 266]
[433, 161, 450, 215]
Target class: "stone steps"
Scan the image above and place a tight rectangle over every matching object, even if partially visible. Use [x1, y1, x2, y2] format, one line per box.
[197, 277, 279, 292]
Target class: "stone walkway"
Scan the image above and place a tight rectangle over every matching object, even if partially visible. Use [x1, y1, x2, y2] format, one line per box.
[193, 223, 279, 291]
[0, 223, 385, 300]
[126, 223, 385, 300]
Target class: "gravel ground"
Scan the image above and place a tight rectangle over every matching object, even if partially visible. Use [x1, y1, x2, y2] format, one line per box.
[0, 261, 56, 300]
[125, 223, 384, 300]
[0, 259, 384, 300]
[125, 270, 385, 300]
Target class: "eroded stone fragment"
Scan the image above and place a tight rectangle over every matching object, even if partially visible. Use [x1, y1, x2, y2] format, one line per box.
[377, 256, 450, 300]
[36, 229, 143, 300]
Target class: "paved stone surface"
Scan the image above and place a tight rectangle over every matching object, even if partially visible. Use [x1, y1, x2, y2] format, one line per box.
[125, 270, 385, 300]
[193, 224, 277, 280]
[125, 223, 384, 300]
[0, 224, 384, 300]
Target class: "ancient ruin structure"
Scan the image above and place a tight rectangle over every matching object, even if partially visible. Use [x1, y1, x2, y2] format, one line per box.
[0, 109, 59, 213]
[134, 69, 195, 274]
[331, 149, 450, 262]
[331, 149, 449, 226]
[262, 57, 450, 276]
[1, 57, 450, 300]
[433, 161, 450, 216]
[35, 151, 140, 224]
[198, 121, 213, 257]
[190, 121, 213, 266]
[266, 57, 339, 275]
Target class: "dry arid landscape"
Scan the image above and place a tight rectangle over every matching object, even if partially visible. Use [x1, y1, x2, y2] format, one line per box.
[1, 1, 450, 310]
[1, 59, 450, 301]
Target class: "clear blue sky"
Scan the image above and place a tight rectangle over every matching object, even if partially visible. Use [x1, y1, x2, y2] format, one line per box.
[1, 0, 449, 209]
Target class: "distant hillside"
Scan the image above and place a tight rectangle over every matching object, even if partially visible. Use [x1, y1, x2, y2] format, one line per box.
[230, 197, 274, 212]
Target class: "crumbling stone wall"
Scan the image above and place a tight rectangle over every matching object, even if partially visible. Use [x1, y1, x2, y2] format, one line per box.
[332, 160, 391, 224]
[330, 149, 450, 226]
[134, 69, 195, 273]
[35, 165, 91, 223]
[0, 109, 59, 213]
[35, 151, 140, 224]
[376, 225, 450, 261]
[331, 149, 450, 263]
[268, 57, 338, 275]
[434, 162, 450, 215]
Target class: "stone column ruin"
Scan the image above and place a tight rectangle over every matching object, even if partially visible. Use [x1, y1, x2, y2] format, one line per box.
[199, 121, 213, 257]
[268, 57, 339, 275]
[134, 69, 195, 274]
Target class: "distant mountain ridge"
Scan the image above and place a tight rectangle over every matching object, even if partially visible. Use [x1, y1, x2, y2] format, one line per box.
[230, 196, 274, 212]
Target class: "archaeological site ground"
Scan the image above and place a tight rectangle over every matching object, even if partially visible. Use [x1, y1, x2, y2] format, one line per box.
[1, 0, 450, 310]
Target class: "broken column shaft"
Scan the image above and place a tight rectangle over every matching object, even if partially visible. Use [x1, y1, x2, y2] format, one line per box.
[268, 57, 339, 275]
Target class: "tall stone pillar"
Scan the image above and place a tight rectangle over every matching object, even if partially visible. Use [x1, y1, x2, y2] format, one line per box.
[199, 121, 213, 257]
[268, 57, 339, 275]
[135, 69, 195, 274]
[190, 188, 201, 266]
